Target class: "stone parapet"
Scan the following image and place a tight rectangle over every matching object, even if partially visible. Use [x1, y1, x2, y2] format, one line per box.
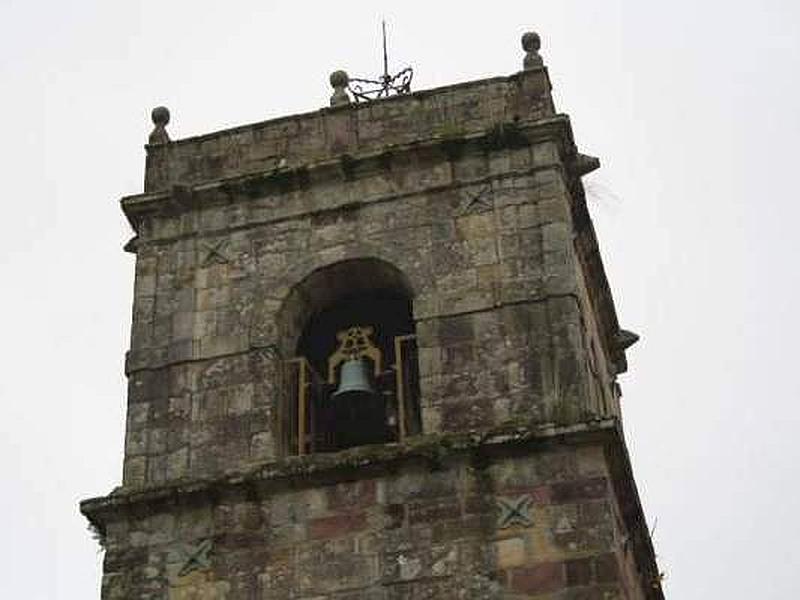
[143, 69, 555, 193]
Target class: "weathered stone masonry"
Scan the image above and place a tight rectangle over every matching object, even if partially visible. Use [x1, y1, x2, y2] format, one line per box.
[82, 33, 662, 599]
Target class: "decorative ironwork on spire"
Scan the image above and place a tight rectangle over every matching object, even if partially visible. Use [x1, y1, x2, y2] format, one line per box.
[347, 21, 413, 103]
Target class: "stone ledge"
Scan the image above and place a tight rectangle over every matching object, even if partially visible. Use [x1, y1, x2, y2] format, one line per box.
[124, 115, 577, 234]
[82, 418, 618, 524]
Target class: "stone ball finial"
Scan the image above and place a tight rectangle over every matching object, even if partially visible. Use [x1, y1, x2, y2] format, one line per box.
[521, 32, 540, 53]
[329, 70, 351, 107]
[151, 106, 170, 127]
[522, 31, 543, 70]
[148, 105, 171, 145]
[330, 70, 349, 89]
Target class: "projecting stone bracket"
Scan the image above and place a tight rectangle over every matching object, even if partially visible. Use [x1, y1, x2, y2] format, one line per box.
[615, 329, 640, 351]
[123, 236, 139, 254]
[569, 153, 601, 178]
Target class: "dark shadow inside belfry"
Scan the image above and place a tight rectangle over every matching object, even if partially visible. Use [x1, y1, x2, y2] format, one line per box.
[293, 287, 420, 453]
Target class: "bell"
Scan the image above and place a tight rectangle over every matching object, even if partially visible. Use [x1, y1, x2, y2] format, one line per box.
[333, 358, 375, 400]
[330, 358, 387, 449]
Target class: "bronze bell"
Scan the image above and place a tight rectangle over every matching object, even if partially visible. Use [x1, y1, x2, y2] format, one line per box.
[333, 358, 375, 400]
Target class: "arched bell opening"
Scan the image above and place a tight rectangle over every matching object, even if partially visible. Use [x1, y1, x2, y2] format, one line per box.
[278, 259, 421, 455]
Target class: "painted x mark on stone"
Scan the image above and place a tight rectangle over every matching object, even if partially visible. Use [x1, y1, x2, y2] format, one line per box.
[497, 494, 534, 528]
[462, 186, 494, 215]
[201, 239, 230, 266]
[177, 539, 213, 577]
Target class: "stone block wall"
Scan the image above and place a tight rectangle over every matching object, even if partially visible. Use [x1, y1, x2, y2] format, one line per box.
[123, 122, 617, 486]
[94, 429, 655, 599]
[82, 45, 660, 600]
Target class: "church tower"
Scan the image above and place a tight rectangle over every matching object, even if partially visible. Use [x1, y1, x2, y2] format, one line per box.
[82, 32, 663, 599]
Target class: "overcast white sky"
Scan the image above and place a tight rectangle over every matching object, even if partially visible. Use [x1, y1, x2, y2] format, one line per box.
[1, 1, 798, 597]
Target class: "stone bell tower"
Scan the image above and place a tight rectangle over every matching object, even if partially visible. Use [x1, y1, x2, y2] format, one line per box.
[81, 31, 663, 599]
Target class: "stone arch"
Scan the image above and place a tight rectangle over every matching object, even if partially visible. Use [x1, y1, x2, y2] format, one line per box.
[247, 238, 430, 357]
[276, 256, 415, 358]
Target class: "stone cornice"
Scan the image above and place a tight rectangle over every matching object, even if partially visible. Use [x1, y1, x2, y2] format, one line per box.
[81, 419, 612, 520]
[123, 115, 577, 235]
